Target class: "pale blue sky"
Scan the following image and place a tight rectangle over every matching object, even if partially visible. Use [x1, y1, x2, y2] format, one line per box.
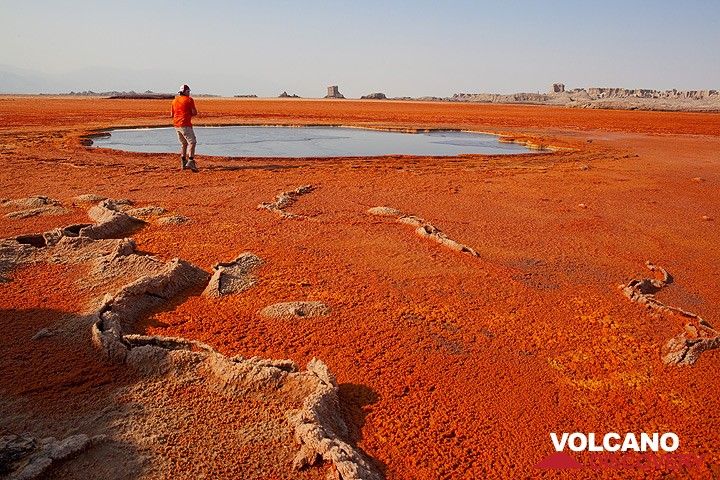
[1, 0, 719, 96]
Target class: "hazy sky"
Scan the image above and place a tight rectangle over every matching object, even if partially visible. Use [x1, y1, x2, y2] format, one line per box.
[1, 0, 719, 97]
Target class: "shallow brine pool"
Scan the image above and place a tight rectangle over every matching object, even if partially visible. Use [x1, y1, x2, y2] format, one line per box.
[90, 126, 535, 157]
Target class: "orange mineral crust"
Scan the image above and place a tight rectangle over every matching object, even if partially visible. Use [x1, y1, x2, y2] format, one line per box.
[1, 97, 719, 479]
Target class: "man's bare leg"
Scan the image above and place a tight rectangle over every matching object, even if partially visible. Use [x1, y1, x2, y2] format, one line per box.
[179, 139, 188, 170]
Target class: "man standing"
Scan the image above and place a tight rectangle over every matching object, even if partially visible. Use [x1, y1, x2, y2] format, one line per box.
[171, 84, 198, 172]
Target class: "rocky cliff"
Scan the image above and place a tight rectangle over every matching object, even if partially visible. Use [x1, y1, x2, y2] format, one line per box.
[451, 86, 720, 111]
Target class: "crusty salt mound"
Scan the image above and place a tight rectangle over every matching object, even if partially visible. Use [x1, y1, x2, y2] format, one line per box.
[82, 199, 145, 239]
[99, 198, 134, 210]
[366, 206, 403, 217]
[157, 214, 190, 225]
[5, 206, 67, 219]
[368, 206, 479, 257]
[1, 199, 378, 479]
[622, 261, 720, 365]
[73, 193, 107, 203]
[258, 185, 315, 218]
[125, 206, 166, 218]
[260, 301, 331, 320]
[1, 196, 67, 219]
[1, 195, 60, 210]
[203, 252, 263, 297]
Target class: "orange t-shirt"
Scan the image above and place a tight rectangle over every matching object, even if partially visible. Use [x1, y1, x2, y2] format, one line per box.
[171, 95, 196, 127]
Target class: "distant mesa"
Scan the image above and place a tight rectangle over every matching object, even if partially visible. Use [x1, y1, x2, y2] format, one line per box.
[360, 92, 387, 100]
[551, 83, 565, 93]
[324, 85, 345, 99]
[279, 91, 301, 98]
[234, 94, 258, 98]
[107, 91, 175, 99]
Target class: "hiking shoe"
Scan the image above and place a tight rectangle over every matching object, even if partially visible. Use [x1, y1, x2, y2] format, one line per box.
[186, 159, 198, 173]
[180, 157, 187, 170]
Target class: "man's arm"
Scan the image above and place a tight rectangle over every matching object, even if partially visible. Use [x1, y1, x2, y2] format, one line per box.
[191, 98, 198, 117]
[170, 103, 174, 117]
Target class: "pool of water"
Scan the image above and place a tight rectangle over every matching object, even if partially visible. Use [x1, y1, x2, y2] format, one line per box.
[90, 126, 535, 157]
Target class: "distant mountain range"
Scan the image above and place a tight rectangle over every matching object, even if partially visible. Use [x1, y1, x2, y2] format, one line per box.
[0, 64, 276, 97]
[0, 64, 191, 95]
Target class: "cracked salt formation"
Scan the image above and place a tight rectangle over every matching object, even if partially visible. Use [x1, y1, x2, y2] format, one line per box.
[203, 252, 263, 297]
[91, 258, 209, 361]
[258, 185, 315, 218]
[92, 266, 374, 479]
[0, 200, 147, 280]
[368, 206, 479, 257]
[622, 261, 720, 365]
[288, 359, 382, 480]
[0, 200, 378, 479]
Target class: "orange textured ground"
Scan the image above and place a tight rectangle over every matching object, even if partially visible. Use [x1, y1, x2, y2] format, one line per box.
[1, 97, 719, 479]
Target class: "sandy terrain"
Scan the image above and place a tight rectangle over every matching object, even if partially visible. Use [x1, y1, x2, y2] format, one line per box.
[1, 97, 719, 479]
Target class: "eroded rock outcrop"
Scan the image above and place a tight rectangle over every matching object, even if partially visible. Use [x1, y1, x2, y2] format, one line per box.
[622, 261, 720, 365]
[452, 86, 720, 112]
[324, 86, 345, 99]
[360, 92, 387, 100]
[368, 206, 479, 257]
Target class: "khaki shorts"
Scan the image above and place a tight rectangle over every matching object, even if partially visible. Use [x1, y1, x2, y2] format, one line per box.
[175, 126, 197, 146]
